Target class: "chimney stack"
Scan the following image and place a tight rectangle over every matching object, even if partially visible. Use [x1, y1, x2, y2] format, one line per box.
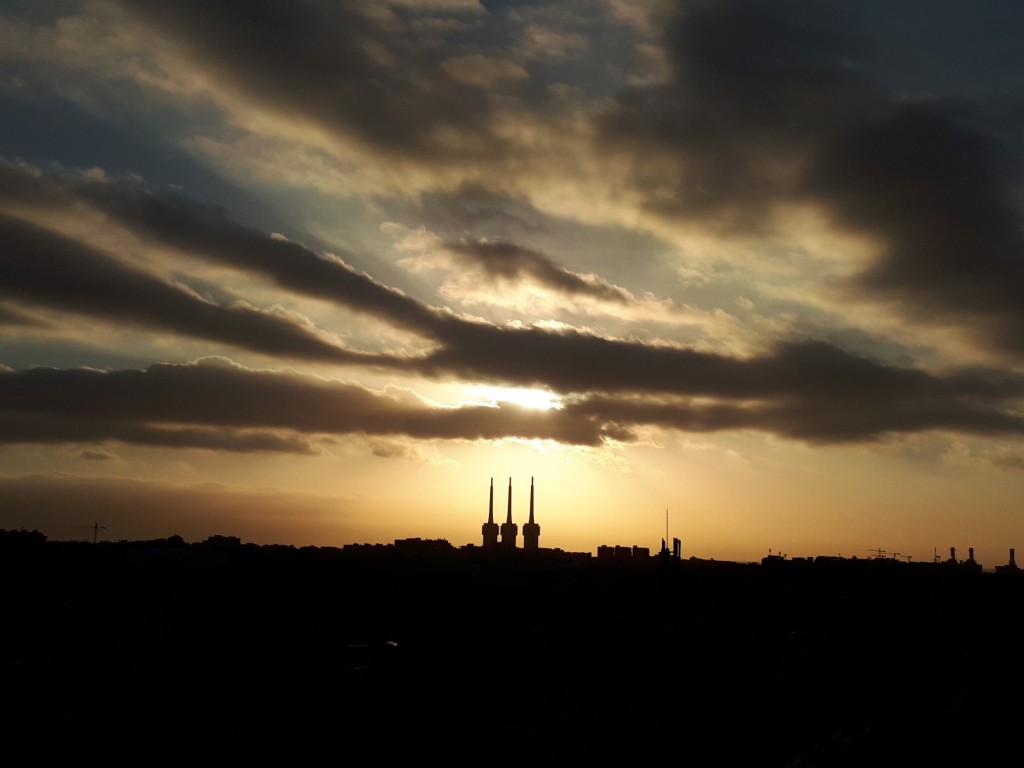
[523, 476, 540, 550]
[500, 477, 518, 548]
[481, 477, 499, 547]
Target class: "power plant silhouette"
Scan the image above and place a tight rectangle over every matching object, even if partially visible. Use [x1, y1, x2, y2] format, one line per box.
[482, 477, 539, 550]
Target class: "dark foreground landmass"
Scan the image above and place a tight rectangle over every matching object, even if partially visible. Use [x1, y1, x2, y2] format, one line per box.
[3, 533, 1024, 766]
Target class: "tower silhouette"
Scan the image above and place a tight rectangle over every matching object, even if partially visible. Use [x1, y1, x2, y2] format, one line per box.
[500, 477, 518, 548]
[482, 477, 499, 547]
[522, 476, 540, 550]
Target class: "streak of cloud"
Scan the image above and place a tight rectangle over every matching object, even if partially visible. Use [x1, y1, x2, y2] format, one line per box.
[0, 213, 388, 366]
[0, 359, 620, 448]
[117, 0, 505, 162]
[445, 239, 632, 304]
[0, 161, 450, 340]
[3, 348, 1022, 449]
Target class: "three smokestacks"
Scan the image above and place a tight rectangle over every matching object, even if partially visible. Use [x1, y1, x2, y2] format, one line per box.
[483, 477, 540, 550]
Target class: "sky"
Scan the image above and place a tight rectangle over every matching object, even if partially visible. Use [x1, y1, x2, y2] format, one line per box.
[2, 0, 1024, 563]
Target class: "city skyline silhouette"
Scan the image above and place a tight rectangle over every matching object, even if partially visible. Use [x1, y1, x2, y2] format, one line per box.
[4, 523, 1024, 765]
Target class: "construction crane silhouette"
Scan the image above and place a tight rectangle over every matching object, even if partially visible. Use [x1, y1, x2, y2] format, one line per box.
[77, 522, 106, 544]
[868, 548, 911, 562]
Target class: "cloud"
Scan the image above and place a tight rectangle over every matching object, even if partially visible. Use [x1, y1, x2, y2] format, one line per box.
[0, 163, 729, 379]
[418, 332, 1024, 441]
[599, 0, 867, 233]
[421, 323, 1012, 398]
[4, 157, 1024, 448]
[4, 351, 1022, 453]
[441, 55, 529, 88]
[806, 103, 1024, 355]
[567, 389, 1024, 445]
[387, 0, 484, 11]
[991, 453, 1024, 472]
[0, 161, 449, 341]
[0, 411, 320, 455]
[599, 0, 1024, 358]
[365, 438, 456, 465]
[445, 239, 632, 303]
[519, 23, 588, 60]
[8, 342, 1019, 451]
[0, 212, 386, 365]
[116, 0, 506, 163]
[0, 302, 42, 327]
[0, 359, 620, 449]
[80, 448, 115, 461]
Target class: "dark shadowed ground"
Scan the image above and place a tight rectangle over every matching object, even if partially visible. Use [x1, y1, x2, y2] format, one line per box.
[3, 536, 1022, 766]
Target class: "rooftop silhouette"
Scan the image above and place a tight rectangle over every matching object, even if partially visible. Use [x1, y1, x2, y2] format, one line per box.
[4, 523, 1024, 765]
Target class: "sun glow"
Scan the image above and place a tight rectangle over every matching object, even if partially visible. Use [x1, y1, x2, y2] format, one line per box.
[468, 385, 563, 411]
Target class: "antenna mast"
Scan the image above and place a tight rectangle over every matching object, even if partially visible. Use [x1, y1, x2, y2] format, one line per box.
[77, 522, 106, 544]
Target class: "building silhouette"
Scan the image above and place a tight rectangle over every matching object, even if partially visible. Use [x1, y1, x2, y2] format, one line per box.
[996, 548, 1019, 573]
[946, 545, 983, 573]
[482, 477, 499, 547]
[500, 477, 518, 548]
[522, 477, 540, 550]
[482, 477, 539, 550]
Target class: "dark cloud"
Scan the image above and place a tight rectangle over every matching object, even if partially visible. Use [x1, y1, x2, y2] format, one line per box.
[0, 359, 618, 448]
[369, 440, 417, 460]
[446, 239, 631, 303]
[90, 189, 452, 339]
[4, 342, 1022, 449]
[420, 329, 1024, 442]
[422, 324, 1021, 400]
[98, 0, 1024, 363]
[991, 453, 1024, 472]
[806, 103, 1024, 354]
[419, 185, 548, 240]
[0, 212, 389, 365]
[665, 1, 864, 129]
[566, 389, 1024, 444]
[600, 1, 1024, 356]
[5, 158, 1024, 448]
[600, 0, 870, 232]
[80, 448, 114, 461]
[0, 162, 450, 340]
[118, 0, 506, 162]
[0, 412, 319, 455]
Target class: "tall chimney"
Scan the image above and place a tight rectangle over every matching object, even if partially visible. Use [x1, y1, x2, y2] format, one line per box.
[506, 477, 512, 524]
[1011, 548, 1017, 568]
[500, 477, 518, 548]
[481, 477, 499, 547]
[523, 476, 540, 550]
[529, 477, 535, 525]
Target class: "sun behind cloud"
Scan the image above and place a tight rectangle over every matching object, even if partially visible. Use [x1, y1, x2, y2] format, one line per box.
[467, 384, 563, 411]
